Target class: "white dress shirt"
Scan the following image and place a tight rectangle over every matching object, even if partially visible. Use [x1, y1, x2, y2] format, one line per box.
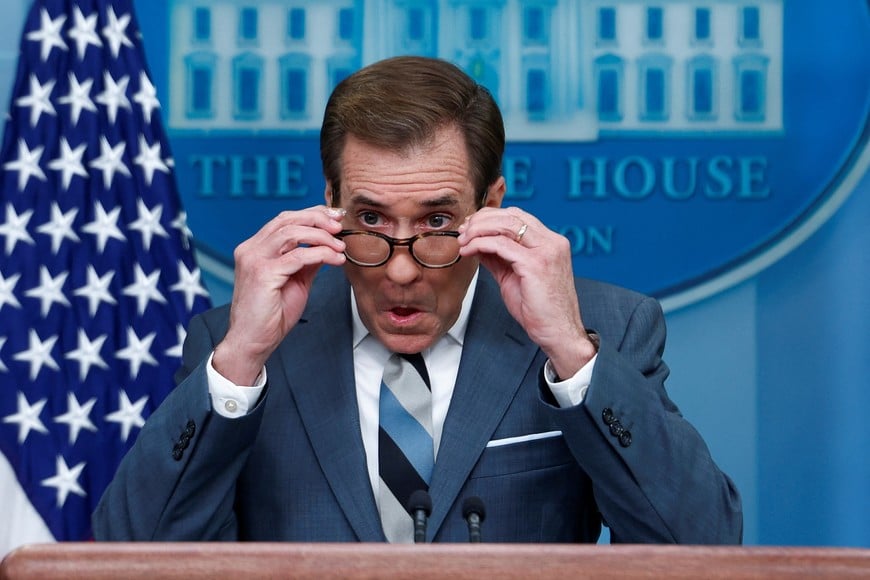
[205, 269, 597, 499]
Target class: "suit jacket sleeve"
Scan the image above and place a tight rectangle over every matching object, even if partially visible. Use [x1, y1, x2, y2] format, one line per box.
[546, 293, 743, 544]
[92, 308, 256, 541]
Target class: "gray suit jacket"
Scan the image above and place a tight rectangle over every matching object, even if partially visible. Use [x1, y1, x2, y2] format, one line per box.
[92, 267, 742, 543]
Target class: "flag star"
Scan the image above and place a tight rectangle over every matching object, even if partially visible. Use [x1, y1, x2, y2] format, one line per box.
[95, 72, 131, 125]
[36, 202, 81, 253]
[57, 73, 97, 126]
[82, 202, 126, 252]
[116, 328, 158, 380]
[133, 135, 170, 186]
[0, 203, 36, 255]
[65, 329, 109, 382]
[48, 137, 89, 190]
[15, 74, 57, 127]
[41, 455, 86, 507]
[25, 8, 68, 62]
[133, 72, 160, 124]
[0, 272, 22, 312]
[171, 262, 209, 310]
[67, 6, 102, 60]
[105, 389, 148, 441]
[165, 324, 186, 358]
[101, 7, 134, 58]
[54, 392, 98, 445]
[13, 330, 59, 380]
[3, 139, 47, 191]
[171, 211, 193, 250]
[122, 264, 167, 315]
[0, 336, 7, 372]
[24, 266, 70, 316]
[73, 265, 117, 316]
[129, 199, 169, 250]
[3, 392, 49, 443]
[89, 136, 131, 189]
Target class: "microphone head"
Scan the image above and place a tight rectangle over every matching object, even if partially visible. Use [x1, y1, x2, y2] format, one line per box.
[462, 496, 486, 522]
[407, 489, 433, 516]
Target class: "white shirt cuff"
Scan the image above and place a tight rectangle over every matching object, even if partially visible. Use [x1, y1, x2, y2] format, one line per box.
[206, 351, 267, 418]
[545, 353, 598, 408]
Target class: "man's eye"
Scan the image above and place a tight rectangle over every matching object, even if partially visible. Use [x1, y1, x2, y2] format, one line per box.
[360, 211, 381, 226]
[426, 214, 450, 229]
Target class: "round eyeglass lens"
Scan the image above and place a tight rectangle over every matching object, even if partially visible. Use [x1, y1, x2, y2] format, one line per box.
[343, 233, 390, 266]
[415, 234, 460, 266]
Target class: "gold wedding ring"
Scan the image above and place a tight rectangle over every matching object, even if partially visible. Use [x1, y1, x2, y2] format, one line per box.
[516, 223, 528, 243]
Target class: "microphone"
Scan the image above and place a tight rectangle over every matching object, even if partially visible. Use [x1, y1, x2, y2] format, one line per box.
[407, 489, 432, 543]
[462, 496, 486, 543]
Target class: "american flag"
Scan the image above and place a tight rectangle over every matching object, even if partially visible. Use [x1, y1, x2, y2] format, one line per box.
[0, 0, 211, 555]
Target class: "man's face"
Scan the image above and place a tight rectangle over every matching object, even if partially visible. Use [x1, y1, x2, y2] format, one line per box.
[327, 125, 503, 354]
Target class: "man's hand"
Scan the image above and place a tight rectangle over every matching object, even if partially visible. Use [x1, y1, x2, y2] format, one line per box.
[458, 207, 597, 379]
[213, 206, 347, 385]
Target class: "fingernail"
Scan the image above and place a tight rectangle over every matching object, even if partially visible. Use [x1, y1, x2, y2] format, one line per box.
[326, 208, 346, 219]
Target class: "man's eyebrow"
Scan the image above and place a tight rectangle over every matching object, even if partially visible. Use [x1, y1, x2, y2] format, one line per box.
[348, 194, 387, 208]
[347, 193, 461, 208]
[420, 194, 461, 208]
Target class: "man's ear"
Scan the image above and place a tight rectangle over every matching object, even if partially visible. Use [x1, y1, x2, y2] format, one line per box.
[484, 176, 507, 209]
[324, 183, 334, 207]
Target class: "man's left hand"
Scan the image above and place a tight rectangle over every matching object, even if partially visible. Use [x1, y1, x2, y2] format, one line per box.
[458, 207, 598, 379]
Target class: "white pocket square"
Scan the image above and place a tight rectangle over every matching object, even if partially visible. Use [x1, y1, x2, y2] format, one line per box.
[486, 430, 563, 448]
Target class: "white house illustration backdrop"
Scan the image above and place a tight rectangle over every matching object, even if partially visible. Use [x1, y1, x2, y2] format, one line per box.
[168, 0, 783, 140]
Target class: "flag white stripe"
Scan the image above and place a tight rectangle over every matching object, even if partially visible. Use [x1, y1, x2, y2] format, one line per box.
[0, 452, 54, 557]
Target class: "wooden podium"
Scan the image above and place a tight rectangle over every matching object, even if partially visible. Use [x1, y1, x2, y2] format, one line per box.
[2, 543, 870, 579]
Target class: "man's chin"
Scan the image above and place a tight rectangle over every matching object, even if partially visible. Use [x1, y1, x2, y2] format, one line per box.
[376, 330, 439, 355]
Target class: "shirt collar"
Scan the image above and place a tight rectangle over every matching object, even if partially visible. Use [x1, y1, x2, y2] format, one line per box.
[351, 268, 479, 350]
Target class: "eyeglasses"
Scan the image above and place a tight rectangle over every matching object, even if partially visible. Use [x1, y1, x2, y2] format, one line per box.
[336, 230, 462, 268]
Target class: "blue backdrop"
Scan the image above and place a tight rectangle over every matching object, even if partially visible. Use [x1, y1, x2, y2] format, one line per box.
[0, 0, 867, 546]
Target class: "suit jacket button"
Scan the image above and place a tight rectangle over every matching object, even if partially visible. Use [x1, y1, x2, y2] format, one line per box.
[184, 420, 196, 438]
[609, 421, 624, 437]
[172, 447, 183, 461]
[602, 408, 616, 425]
[618, 430, 633, 448]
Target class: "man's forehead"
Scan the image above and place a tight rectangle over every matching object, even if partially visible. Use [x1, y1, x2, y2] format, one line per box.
[338, 128, 474, 190]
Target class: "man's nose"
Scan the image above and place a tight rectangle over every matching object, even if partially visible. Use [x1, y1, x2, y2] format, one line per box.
[383, 243, 422, 285]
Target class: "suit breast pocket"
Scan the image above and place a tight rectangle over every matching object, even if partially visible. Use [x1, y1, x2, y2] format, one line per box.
[470, 433, 574, 479]
[447, 434, 597, 543]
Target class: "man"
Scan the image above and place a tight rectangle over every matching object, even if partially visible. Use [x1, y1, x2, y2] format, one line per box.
[93, 56, 742, 544]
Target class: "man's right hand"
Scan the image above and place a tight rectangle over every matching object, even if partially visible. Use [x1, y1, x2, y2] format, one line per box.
[212, 206, 347, 385]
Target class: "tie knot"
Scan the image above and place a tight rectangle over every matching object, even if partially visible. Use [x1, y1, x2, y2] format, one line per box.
[389, 352, 431, 390]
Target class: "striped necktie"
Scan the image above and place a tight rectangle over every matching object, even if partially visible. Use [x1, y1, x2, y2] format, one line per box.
[378, 352, 434, 543]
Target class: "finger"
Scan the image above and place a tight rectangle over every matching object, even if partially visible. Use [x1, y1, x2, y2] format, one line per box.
[272, 223, 347, 256]
[459, 207, 543, 246]
[251, 206, 346, 245]
[242, 208, 347, 258]
[274, 244, 348, 273]
[458, 233, 528, 267]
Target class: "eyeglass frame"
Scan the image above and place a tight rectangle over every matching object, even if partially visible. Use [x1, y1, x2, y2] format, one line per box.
[336, 229, 462, 269]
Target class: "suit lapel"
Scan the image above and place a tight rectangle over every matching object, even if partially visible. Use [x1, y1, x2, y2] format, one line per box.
[425, 271, 540, 538]
[275, 269, 385, 541]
